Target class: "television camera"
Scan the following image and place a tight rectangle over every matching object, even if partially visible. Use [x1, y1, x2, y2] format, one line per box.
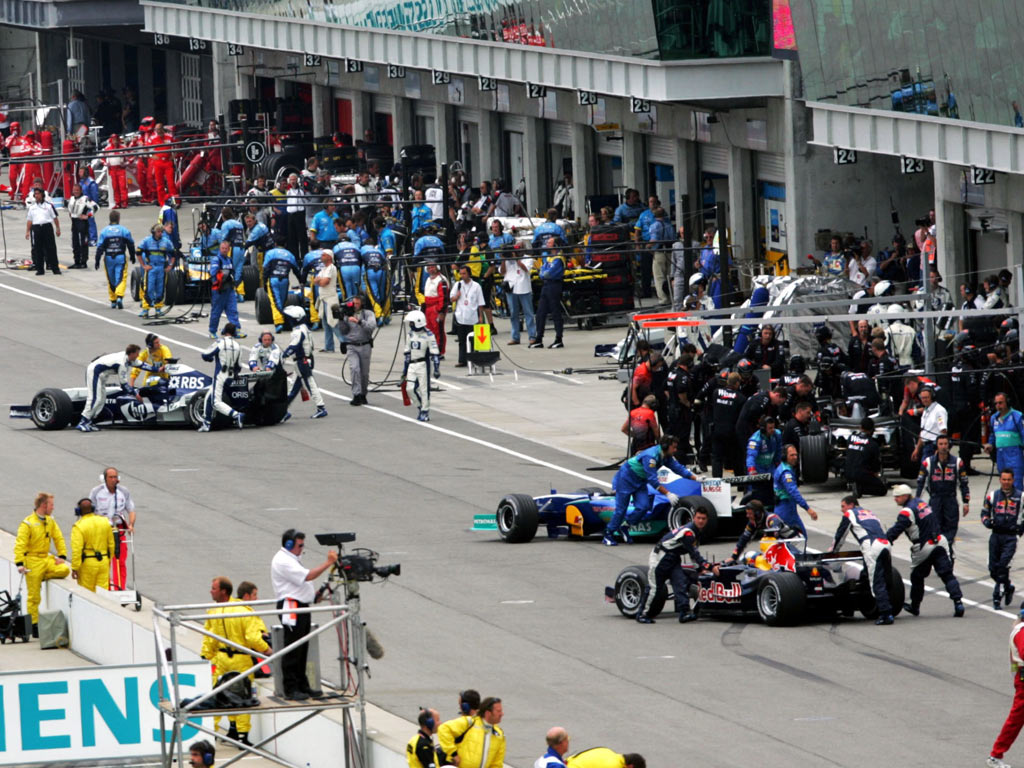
[315, 532, 401, 583]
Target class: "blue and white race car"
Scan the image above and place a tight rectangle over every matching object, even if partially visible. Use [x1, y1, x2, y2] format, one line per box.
[10, 361, 288, 430]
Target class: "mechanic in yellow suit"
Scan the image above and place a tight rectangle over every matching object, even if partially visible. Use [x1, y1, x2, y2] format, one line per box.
[436, 689, 480, 765]
[454, 697, 505, 768]
[70, 498, 115, 592]
[567, 748, 647, 768]
[14, 492, 70, 634]
[201, 576, 269, 747]
[131, 333, 173, 387]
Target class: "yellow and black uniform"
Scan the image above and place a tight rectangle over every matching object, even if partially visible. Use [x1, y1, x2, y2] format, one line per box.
[567, 748, 627, 768]
[132, 343, 172, 386]
[201, 597, 270, 737]
[407, 729, 438, 768]
[436, 714, 474, 765]
[14, 512, 70, 623]
[455, 717, 505, 768]
[70, 511, 115, 592]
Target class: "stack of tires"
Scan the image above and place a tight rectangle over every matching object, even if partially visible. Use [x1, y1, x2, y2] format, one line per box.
[586, 224, 634, 314]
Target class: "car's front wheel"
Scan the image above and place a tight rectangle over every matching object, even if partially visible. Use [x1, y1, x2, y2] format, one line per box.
[757, 571, 806, 626]
[30, 388, 74, 430]
[495, 494, 539, 543]
[613, 565, 663, 619]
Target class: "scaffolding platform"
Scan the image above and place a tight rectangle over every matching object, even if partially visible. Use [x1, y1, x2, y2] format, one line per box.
[158, 689, 356, 718]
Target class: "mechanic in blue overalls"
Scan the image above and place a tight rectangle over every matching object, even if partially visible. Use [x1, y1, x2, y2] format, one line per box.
[412, 230, 446, 306]
[361, 239, 391, 325]
[218, 207, 247, 302]
[772, 443, 819, 537]
[309, 200, 339, 250]
[986, 392, 1024, 493]
[696, 228, 722, 308]
[982, 469, 1024, 610]
[137, 223, 175, 319]
[196, 217, 222, 258]
[158, 198, 180, 250]
[94, 210, 135, 309]
[745, 415, 782, 505]
[208, 240, 244, 339]
[78, 167, 100, 245]
[531, 209, 566, 248]
[334, 236, 364, 300]
[243, 212, 272, 283]
[378, 216, 398, 261]
[262, 237, 301, 332]
[603, 434, 699, 546]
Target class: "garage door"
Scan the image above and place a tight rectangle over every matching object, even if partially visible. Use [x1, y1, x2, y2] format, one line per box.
[756, 152, 786, 182]
[700, 145, 729, 174]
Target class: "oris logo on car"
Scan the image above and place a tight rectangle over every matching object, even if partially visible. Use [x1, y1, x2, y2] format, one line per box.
[698, 582, 741, 604]
[168, 375, 207, 389]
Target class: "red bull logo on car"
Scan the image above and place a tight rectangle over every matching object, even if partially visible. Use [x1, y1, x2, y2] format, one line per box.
[698, 581, 741, 603]
[763, 541, 797, 572]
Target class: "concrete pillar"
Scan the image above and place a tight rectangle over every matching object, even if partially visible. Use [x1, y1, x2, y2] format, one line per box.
[478, 109, 501, 185]
[523, 117, 546, 218]
[434, 103, 458, 170]
[673, 137, 699, 240]
[311, 83, 332, 139]
[727, 146, 755, 269]
[621, 130, 646, 195]
[137, 46, 154, 120]
[782, 60, 809, 269]
[933, 162, 965, 287]
[1006, 212, 1023, 276]
[570, 122, 594, 220]
[351, 91, 373, 142]
[392, 96, 414, 163]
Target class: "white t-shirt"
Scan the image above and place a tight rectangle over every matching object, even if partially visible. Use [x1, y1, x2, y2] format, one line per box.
[919, 401, 948, 443]
[452, 279, 485, 325]
[271, 547, 315, 603]
[89, 483, 135, 526]
[503, 257, 534, 295]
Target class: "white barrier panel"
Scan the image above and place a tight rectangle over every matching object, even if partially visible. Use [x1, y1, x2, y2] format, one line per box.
[0, 661, 210, 765]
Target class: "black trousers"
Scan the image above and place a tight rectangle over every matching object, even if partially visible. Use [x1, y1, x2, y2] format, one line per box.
[286, 211, 308, 261]
[851, 473, 888, 497]
[534, 280, 563, 342]
[31, 224, 60, 274]
[453, 318, 473, 365]
[711, 433, 738, 477]
[71, 219, 90, 266]
[277, 598, 311, 693]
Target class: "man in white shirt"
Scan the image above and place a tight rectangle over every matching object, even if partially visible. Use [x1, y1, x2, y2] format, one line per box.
[270, 529, 337, 700]
[912, 387, 948, 466]
[25, 187, 61, 275]
[89, 466, 136, 590]
[285, 173, 308, 260]
[450, 264, 485, 368]
[500, 249, 535, 344]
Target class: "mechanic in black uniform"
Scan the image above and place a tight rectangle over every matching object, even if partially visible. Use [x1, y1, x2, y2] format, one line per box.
[709, 372, 746, 477]
[916, 434, 970, 562]
[745, 326, 786, 378]
[869, 338, 901, 403]
[407, 709, 440, 768]
[847, 318, 873, 374]
[950, 344, 983, 473]
[779, 373, 817, 422]
[982, 470, 1023, 610]
[815, 325, 847, 371]
[736, 386, 786, 446]
[636, 506, 719, 624]
[781, 401, 816, 449]
[690, 353, 718, 470]
[887, 485, 965, 617]
[814, 356, 843, 402]
[664, 354, 694, 462]
[735, 359, 761, 398]
[845, 417, 886, 496]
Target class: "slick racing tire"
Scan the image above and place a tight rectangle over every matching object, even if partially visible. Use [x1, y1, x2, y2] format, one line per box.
[800, 434, 830, 485]
[30, 388, 75, 430]
[255, 288, 273, 325]
[495, 494, 540, 543]
[164, 269, 185, 307]
[130, 266, 143, 303]
[859, 565, 905, 619]
[757, 571, 807, 627]
[241, 265, 260, 302]
[613, 565, 663, 619]
[674, 495, 717, 538]
[185, 392, 207, 428]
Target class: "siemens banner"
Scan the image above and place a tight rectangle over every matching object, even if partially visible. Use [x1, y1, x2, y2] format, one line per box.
[0, 662, 210, 765]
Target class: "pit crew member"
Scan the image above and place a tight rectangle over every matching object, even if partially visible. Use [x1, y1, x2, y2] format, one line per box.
[534, 727, 570, 768]
[218, 208, 247, 302]
[249, 331, 282, 372]
[70, 498, 114, 593]
[887, 484, 964, 617]
[911, 387, 947, 465]
[333, 231, 364, 300]
[845, 417, 886, 497]
[982, 469, 1024, 610]
[262, 238, 301, 332]
[94, 210, 136, 309]
[455, 697, 504, 768]
[281, 305, 327, 420]
[422, 262, 449, 356]
[916, 434, 970, 561]
[76, 344, 163, 432]
[636, 506, 718, 624]
[987, 606, 1024, 768]
[436, 690, 480, 765]
[344, 295, 377, 406]
[830, 496, 895, 625]
[603, 434, 698, 546]
[986, 393, 1024, 493]
[744, 415, 782, 505]
[567, 750, 645, 768]
[407, 709, 441, 768]
[725, 499, 768, 563]
[89, 467, 136, 590]
[137, 223, 176, 318]
[198, 324, 245, 432]
[14, 493, 70, 632]
[403, 310, 440, 422]
[772, 444, 819, 536]
[208, 240, 244, 339]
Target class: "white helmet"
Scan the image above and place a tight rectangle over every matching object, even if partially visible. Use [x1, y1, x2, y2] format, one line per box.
[406, 310, 427, 331]
[689, 273, 707, 288]
[283, 306, 306, 323]
[874, 280, 893, 297]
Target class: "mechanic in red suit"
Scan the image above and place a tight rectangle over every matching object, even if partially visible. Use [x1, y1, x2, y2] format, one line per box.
[18, 131, 44, 201]
[131, 117, 155, 203]
[422, 262, 449, 356]
[988, 607, 1024, 767]
[102, 133, 128, 209]
[4, 121, 23, 199]
[147, 123, 177, 207]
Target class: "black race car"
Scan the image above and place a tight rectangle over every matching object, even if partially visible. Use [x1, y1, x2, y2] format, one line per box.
[605, 536, 904, 626]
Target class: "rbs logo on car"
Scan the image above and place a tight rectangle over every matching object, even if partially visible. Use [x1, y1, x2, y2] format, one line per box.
[168, 375, 207, 390]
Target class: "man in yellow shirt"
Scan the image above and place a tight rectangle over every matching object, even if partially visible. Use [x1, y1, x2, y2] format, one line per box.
[455, 697, 504, 768]
[201, 576, 270, 747]
[131, 333, 173, 414]
[14, 492, 70, 635]
[70, 498, 115, 592]
[567, 748, 646, 768]
[436, 689, 480, 765]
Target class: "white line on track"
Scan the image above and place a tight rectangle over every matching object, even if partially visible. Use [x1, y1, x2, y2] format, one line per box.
[0, 276, 611, 488]
[499, 600, 535, 604]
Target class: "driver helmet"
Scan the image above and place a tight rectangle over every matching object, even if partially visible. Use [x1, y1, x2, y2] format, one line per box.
[283, 306, 306, 325]
[689, 273, 707, 289]
[814, 325, 833, 344]
[874, 279, 893, 297]
[737, 359, 754, 377]
[405, 309, 427, 331]
[1002, 317, 1019, 334]
[789, 354, 806, 374]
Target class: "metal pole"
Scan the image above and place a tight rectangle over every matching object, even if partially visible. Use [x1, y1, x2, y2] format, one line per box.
[924, 252, 934, 374]
[715, 202, 733, 348]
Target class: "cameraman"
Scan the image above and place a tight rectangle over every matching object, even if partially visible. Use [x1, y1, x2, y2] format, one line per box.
[342, 296, 376, 406]
[271, 529, 337, 701]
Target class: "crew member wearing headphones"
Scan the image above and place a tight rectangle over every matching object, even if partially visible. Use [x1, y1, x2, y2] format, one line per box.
[70, 498, 115, 592]
[89, 467, 136, 591]
[189, 740, 216, 767]
[130, 333, 173, 412]
[270, 529, 338, 700]
[408, 708, 441, 768]
[436, 689, 480, 766]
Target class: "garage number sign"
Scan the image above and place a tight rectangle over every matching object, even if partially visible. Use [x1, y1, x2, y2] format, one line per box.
[245, 141, 267, 164]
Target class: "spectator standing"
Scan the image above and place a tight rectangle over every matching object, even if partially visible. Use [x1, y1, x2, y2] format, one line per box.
[670, 226, 689, 311]
[90, 467, 136, 590]
[612, 188, 644, 225]
[25, 187, 61, 275]
[848, 240, 876, 285]
[535, 727, 570, 768]
[647, 207, 674, 305]
[270, 529, 337, 700]
[285, 174, 309, 259]
[65, 182, 96, 268]
[529, 237, 566, 349]
[457, 698, 505, 768]
[451, 264, 486, 368]
[66, 90, 90, 134]
[986, 606, 1024, 768]
[488, 180, 525, 217]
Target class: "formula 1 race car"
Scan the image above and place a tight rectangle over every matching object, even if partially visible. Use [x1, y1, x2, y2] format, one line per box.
[9, 362, 289, 431]
[474, 473, 771, 543]
[605, 535, 904, 626]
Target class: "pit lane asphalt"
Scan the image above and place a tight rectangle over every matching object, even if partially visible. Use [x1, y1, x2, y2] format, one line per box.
[0, 231, 1017, 767]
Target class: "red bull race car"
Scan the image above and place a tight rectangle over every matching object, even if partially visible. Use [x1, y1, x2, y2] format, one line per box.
[605, 536, 905, 626]
[473, 473, 771, 543]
